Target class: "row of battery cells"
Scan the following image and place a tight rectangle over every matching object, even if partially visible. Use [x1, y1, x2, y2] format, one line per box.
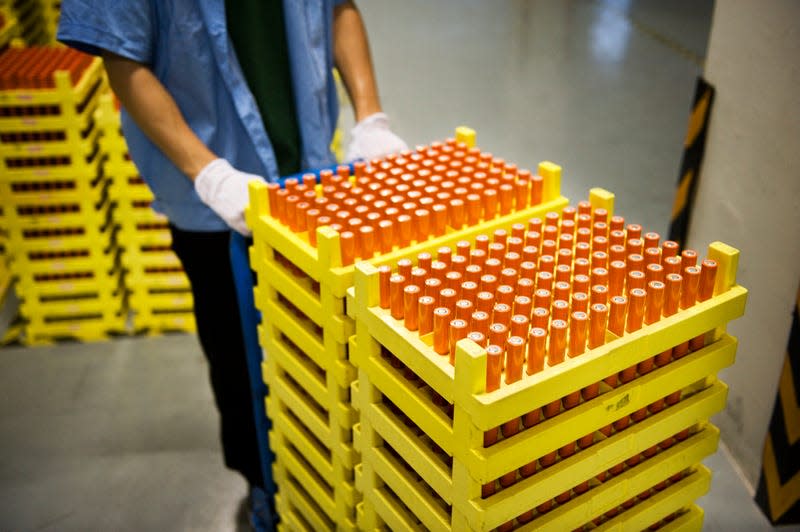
[266, 150, 548, 264]
[0, 46, 93, 92]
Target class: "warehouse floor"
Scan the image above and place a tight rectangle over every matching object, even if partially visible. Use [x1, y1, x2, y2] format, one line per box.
[0, 0, 779, 530]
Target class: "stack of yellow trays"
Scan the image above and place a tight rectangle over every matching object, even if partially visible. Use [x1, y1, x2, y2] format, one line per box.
[247, 128, 569, 531]
[0, 46, 125, 345]
[95, 93, 195, 334]
[1, 0, 47, 45]
[349, 188, 747, 531]
[0, 6, 20, 51]
[38, 0, 59, 43]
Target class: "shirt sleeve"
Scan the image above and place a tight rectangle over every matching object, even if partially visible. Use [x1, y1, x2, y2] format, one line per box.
[57, 0, 156, 64]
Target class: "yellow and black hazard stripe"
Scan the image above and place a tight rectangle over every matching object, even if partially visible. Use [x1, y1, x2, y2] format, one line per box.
[755, 283, 800, 525]
[667, 77, 715, 246]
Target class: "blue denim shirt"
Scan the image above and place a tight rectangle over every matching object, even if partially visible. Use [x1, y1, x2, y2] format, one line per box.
[58, 0, 342, 231]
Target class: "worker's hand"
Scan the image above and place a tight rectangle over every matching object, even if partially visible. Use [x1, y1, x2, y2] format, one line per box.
[345, 112, 407, 162]
[194, 158, 262, 236]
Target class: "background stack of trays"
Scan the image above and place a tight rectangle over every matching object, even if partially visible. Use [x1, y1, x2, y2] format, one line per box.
[38, 0, 58, 43]
[0, 0, 47, 45]
[95, 93, 195, 335]
[0, 45, 126, 345]
[0, 5, 20, 51]
[350, 189, 747, 531]
[247, 128, 569, 531]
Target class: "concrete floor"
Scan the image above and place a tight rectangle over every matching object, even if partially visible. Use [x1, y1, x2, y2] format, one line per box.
[0, 0, 782, 530]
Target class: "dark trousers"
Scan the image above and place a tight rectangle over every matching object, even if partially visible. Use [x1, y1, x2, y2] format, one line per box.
[169, 225, 264, 489]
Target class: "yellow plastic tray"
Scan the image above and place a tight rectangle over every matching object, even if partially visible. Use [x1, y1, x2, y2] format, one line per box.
[131, 310, 196, 334]
[0, 167, 108, 206]
[1, 180, 111, 229]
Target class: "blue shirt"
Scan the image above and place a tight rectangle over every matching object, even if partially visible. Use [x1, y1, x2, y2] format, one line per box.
[58, 0, 341, 231]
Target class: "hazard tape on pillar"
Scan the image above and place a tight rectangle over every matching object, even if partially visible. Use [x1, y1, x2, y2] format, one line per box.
[668, 77, 715, 246]
[755, 282, 800, 525]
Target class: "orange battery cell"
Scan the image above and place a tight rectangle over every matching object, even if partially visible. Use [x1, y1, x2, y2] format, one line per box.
[389, 274, 406, 319]
[534, 288, 552, 311]
[482, 189, 498, 220]
[489, 323, 509, 349]
[433, 307, 452, 355]
[663, 273, 683, 317]
[511, 223, 527, 241]
[548, 319, 568, 366]
[431, 204, 448, 235]
[644, 246, 662, 266]
[467, 331, 487, 348]
[644, 232, 660, 249]
[377, 220, 394, 253]
[496, 285, 515, 306]
[449, 319, 469, 365]
[532, 307, 550, 330]
[480, 274, 498, 294]
[493, 229, 509, 245]
[568, 311, 588, 359]
[608, 295, 628, 337]
[476, 291, 495, 313]
[572, 292, 589, 314]
[505, 248, 523, 269]
[560, 218, 576, 238]
[553, 281, 571, 302]
[505, 335, 525, 386]
[609, 243, 626, 263]
[559, 233, 574, 252]
[609, 229, 626, 248]
[517, 277, 535, 299]
[397, 258, 413, 279]
[627, 269, 646, 294]
[411, 267, 428, 289]
[498, 184, 514, 214]
[545, 211, 560, 229]
[592, 207, 608, 225]
[431, 260, 448, 281]
[455, 299, 474, 321]
[451, 254, 467, 276]
[514, 179, 529, 210]
[486, 344, 504, 396]
[592, 251, 609, 271]
[681, 249, 698, 267]
[573, 259, 590, 280]
[340, 231, 356, 265]
[404, 285, 421, 331]
[576, 227, 592, 245]
[591, 267, 609, 287]
[646, 263, 665, 284]
[424, 277, 442, 303]
[397, 214, 413, 246]
[522, 244, 539, 265]
[557, 248, 573, 267]
[439, 288, 457, 314]
[551, 299, 569, 321]
[541, 239, 557, 259]
[456, 240, 471, 257]
[510, 313, 530, 338]
[378, 265, 392, 309]
[359, 226, 375, 258]
[488, 242, 505, 261]
[493, 303, 512, 327]
[445, 271, 463, 292]
[663, 255, 683, 275]
[465, 194, 482, 225]
[626, 223, 643, 241]
[589, 303, 609, 349]
[460, 281, 479, 302]
[528, 217, 544, 236]
[626, 238, 644, 258]
[417, 252, 433, 272]
[626, 288, 646, 333]
[662, 240, 680, 259]
[514, 261, 534, 283]
[593, 234, 609, 254]
[537, 263, 555, 287]
[680, 266, 701, 309]
[469, 249, 487, 269]
[475, 234, 490, 253]
[501, 266, 519, 286]
[470, 311, 491, 337]
[593, 221, 609, 240]
[698, 259, 718, 301]
[529, 174, 544, 205]
[526, 327, 548, 377]
[591, 284, 609, 305]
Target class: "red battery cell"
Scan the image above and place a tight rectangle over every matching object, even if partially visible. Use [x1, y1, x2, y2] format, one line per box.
[433, 307, 452, 355]
[568, 311, 588, 359]
[593, 207, 608, 225]
[455, 299, 474, 321]
[627, 269, 646, 294]
[559, 234, 574, 254]
[576, 213, 592, 231]
[489, 322, 509, 349]
[422, 274, 442, 301]
[470, 310, 491, 337]
[510, 223, 526, 241]
[404, 285, 421, 331]
[681, 249, 698, 267]
[510, 313, 530, 338]
[378, 265, 392, 309]
[680, 266, 701, 309]
[608, 215, 625, 232]
[449, 319, 469, 365]
[476, 291, 495, 313]
[496, 285, 515, 306]
[389, 274, 406, 319]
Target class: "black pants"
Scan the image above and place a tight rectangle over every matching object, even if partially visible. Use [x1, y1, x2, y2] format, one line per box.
[169, 225, 264, 489]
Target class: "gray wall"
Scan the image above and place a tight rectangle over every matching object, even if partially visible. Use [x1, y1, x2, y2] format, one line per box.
[690, 0, 800, 488]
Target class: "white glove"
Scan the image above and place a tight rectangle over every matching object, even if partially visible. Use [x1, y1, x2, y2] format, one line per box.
[345, 112, 407, 162]
[194, 158, 262, 236]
